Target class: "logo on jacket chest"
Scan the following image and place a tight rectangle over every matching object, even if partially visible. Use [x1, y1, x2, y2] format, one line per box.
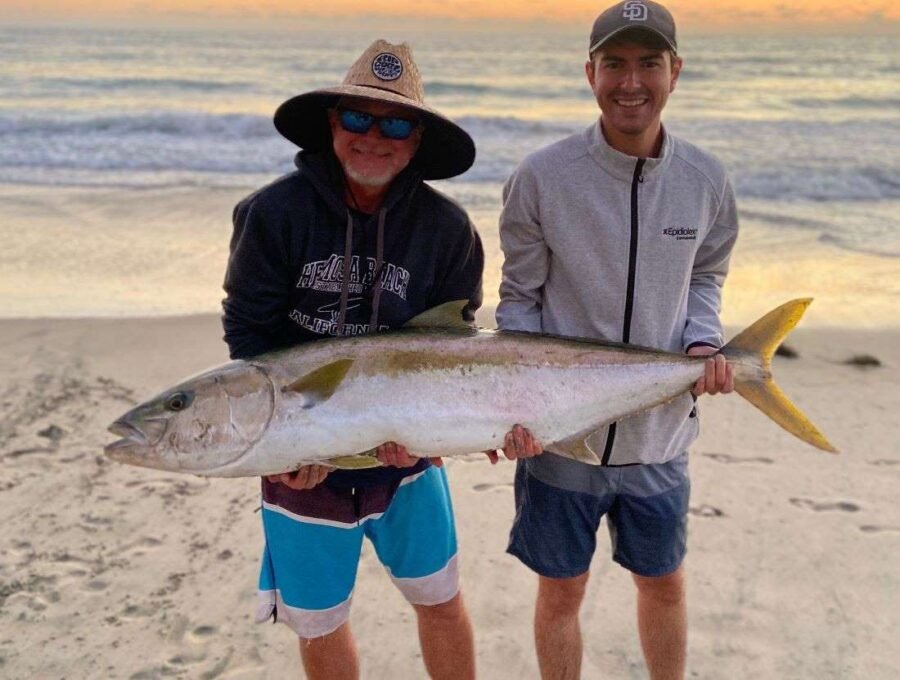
[296, 254, 411, 299]
[661, 226, 698, 241]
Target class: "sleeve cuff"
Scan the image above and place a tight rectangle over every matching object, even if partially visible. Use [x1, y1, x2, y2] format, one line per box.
[685, 341, 720, 353]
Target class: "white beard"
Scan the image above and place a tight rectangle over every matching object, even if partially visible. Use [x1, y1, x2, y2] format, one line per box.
[344, 164, 395, 188]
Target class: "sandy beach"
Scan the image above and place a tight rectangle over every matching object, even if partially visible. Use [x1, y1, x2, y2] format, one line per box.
[1, 308, 897, 680]
[2, 16, 899, 680]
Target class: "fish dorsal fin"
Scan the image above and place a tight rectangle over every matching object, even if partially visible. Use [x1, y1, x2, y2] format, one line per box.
[545, 428, 606, 466]
[283, 359, 354, 408]
[403, 300, 474, 330]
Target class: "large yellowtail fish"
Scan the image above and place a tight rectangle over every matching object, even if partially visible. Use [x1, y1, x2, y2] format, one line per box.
[105, 299, 835, 476]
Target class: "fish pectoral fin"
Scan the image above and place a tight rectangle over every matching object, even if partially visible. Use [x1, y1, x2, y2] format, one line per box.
[283, 359, 354, 408]
[326, 451, 383, 470]
[403, 300, 475, 330]
[545, 428, 607, 466]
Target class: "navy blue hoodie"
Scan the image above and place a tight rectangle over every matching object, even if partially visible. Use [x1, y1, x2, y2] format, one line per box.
[222, 150, 484, 489]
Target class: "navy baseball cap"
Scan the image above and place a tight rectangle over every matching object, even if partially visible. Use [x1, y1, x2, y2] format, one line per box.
[589, 1, 678, 56]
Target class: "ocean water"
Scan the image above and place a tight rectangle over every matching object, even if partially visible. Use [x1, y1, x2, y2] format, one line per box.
[1, 25, 898, 322]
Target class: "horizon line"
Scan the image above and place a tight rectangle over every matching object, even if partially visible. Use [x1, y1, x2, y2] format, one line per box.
[2, 15, 899, 36]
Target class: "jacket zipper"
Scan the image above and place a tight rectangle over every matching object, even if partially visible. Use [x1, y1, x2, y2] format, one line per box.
[601, 158, 646, 466]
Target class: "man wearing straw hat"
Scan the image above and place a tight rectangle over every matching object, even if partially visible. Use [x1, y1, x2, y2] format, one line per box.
[221, 40, 481, 679]
[497, 1, 739, 678]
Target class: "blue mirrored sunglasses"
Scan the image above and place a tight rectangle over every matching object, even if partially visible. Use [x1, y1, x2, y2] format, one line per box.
[338, 109, 418, 141]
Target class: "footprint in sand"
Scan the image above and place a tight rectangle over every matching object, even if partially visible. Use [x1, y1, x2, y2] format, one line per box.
[703, 452, 774, 465]
[168, 651, 204, 666]
[689, 504, 726, 518]
[472, 483, 513, 492]
[187, 624, 218, 644]
[80, 513, 114, 530]
[121, 603, 155, 619]
[116, 535, 164, 558]
[4, 446, 55, 459]
[129, 666, 177, 680]
[170, 646, 235, 680]
[789, 498, 861, 513]
[868, 459, 899, 467]
[197, 649, 234, 680]
[136, 646, 234, 680]
[859, 525, 900, 534]
[40, 551, 99, 592]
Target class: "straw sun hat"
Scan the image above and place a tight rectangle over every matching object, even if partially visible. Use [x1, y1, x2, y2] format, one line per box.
[274, 39, 475, 181]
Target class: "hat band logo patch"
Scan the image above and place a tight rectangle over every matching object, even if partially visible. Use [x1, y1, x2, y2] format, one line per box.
[623, 1, 648, 21]
[372, 53, 403, 81]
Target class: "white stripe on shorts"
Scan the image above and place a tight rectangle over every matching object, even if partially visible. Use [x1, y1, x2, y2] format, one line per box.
[261, 499, 384, 528]
[389, 553, 459, 606]
[257, 588, 352, 639]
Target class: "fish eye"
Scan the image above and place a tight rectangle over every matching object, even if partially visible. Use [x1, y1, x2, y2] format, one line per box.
[165, 392, 192, 412]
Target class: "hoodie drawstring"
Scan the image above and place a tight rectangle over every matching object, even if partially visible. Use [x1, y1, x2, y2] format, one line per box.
[336, 206, 387, 336]
[368, 207, 386, 331]
[336, 210, 354, 336]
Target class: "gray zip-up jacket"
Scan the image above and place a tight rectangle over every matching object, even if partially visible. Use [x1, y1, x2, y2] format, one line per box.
[497, 121, 738, 474]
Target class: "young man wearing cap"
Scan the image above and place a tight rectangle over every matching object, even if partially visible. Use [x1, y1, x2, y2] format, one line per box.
[221, 40, 482, 679]
[496, 2, 738, 678]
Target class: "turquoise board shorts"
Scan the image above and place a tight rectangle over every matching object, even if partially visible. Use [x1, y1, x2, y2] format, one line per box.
[256, 465, 459, 639]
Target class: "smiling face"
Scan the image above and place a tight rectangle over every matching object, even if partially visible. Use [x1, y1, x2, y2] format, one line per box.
[585, 38, 682, 155]
[328, 97, 423, 189]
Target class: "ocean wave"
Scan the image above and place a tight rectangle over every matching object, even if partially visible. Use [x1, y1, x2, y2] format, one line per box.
[733, 166, 900, 202]
[790, 96, 900, 110]
[459, 115, 580, 137]
[0, 112, 275, 138]
[0, 111, 579, 142]
[38, 77, 255, 92]
[426, 80, 588, 100]
[675, 70, 712, 81]
[426, 81, 498, 96]
[1, 112, 899, 203]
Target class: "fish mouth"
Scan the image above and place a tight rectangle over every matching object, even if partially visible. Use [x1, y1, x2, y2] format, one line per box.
[104, 416, 166, 455]
[104, 419, 146, 456]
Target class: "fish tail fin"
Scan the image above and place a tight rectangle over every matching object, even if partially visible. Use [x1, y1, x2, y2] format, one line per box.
[723, 298, 837, 453]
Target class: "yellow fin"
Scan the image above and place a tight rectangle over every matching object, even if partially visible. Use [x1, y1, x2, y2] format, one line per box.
[734, 379, 837, 453]
[403, 300, 475, 330]
[326, 452, 382, 469]
[724, 299, 838, 453]
[727, 298, 813, 366]
[284, 359, 354, 407]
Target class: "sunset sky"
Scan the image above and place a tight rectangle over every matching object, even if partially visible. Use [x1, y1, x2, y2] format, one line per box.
[3, 0, 899, 32]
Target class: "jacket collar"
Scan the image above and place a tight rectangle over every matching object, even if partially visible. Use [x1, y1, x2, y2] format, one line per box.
[586, 120, 673, 183]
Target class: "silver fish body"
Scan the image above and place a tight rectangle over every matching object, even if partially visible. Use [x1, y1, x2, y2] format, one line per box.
[105, 300, 835, 477]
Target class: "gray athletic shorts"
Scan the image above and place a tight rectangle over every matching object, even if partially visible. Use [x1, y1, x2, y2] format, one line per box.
[507, 453, 690, 578]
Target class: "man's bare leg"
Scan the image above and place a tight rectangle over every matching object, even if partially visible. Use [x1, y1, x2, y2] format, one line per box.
[413, 592, 476, 680]
[298, 622, 359, 680]
[633, 565, 687, 680]
[534, 572, 589, 680]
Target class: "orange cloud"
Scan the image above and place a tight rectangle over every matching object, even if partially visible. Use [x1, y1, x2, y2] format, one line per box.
[3, 0, 899, 28]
